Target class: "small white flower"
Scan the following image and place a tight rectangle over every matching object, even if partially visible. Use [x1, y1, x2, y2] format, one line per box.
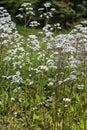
[21, 3, 31, 7]
[16, 14, 23, 18]
[77, 84, 84, 90]
[64, 78, 70, 82]
[48, 82, 53, 86]
[70, 75, 77, 80]
[44, 2, 51, 8]
[38, 8, 44, 11]
[11, 97, 15, 101]
[29, 81, 34, 85]
[28, 35, 37, 39]
[13, 111, 18, 117]
[18, 8, 23, 11]
[16, 71, 21, 76]
[29, 21, 40, 27]
[50, 8, 56, 11]
[58, 81, 63, 85]
[64, 104, 68, 107]
[63, 98, 71, 102]
[19, 98, 22, 102]
[39, 65, 48, 71]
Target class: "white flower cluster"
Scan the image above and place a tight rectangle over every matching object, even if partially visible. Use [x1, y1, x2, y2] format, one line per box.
[0, 7, 16, 44]
[38, 2, 56, 25]
[29, 21, 40, 27]
[16, 2, 35, 26]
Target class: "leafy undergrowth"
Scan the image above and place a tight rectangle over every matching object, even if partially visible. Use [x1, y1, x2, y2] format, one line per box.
[0, 5, 87, 130]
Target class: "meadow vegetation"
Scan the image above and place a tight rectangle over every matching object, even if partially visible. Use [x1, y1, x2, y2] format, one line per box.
[0, 2, 87, 130]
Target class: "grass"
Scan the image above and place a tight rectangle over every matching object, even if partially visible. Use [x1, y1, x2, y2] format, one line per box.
[17, 25, 42, 37]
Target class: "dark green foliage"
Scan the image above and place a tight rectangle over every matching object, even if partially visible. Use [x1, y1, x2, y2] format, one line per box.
[0, 0, 87, 33]
[52, 1, 76, 28]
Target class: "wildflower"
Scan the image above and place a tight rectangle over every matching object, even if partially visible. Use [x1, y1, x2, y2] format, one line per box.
[13, 111, 18, 117]
[38, 8, 44, 11]
[29, 21, 40, 27]
[44, 2, 51, 8]
[18, 8, 23, 11]
[70, 74, 77, 80]
[29, 81, 34, 85]
[11, 97, 15, 101]
[39, 65, 48, 71]
[64, 104, 68, 107]
[21, 2, 31, 7]
[16, 14, 23, 18]
[19, 98, 22, 102]
[50, 8, 56, 11]
[28, 35, 37, 39]
[77, 84, 84, 90]
[63, 98, 71, 102]
[48, 82, 53, 86]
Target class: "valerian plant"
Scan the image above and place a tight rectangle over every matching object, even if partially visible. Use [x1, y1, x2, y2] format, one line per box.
[0, 3, 87, 130]
[16, 2, 35, 27]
